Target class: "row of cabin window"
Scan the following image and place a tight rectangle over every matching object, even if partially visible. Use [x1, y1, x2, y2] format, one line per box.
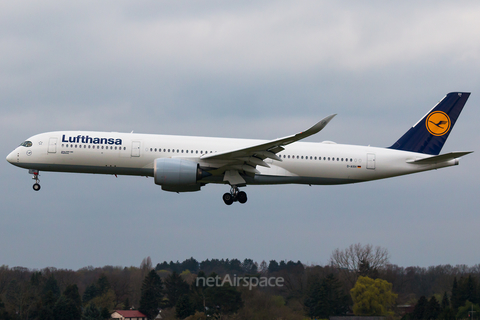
[280, 154, 355, 162]
[62, 144, 126, 151]
[149, 148, 355, 162]
[149, 148, 214, 154]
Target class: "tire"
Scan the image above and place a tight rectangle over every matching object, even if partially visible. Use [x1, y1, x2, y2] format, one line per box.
[222, 193, 234, 205]
[33, 183, 41, 191]
[237, 191, 247, 204]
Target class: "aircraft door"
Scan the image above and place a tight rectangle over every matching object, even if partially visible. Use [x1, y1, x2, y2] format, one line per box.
[48, 137, 57, 153]
[367, 153, 376, 169]
[131, 141, 141, 157]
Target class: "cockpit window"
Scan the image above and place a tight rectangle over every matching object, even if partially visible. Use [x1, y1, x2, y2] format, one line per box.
[20, 141, 32, 147]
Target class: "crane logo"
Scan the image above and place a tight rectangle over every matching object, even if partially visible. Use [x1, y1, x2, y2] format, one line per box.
[426, 111, 451, 136]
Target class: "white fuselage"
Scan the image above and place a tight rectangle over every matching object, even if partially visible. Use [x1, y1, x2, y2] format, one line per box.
[6, 131, 458, 186]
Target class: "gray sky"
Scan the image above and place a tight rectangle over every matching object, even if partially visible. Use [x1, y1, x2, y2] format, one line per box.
[1, 0, 479, 270]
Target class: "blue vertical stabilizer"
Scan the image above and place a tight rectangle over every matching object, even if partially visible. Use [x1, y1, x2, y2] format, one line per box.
[389, 92, 470, 155]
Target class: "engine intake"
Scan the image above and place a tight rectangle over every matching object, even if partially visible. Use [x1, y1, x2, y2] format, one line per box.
[154, 158, 204, 192]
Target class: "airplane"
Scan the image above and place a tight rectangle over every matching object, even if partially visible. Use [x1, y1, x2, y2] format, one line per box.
[6, 92, 473, 205]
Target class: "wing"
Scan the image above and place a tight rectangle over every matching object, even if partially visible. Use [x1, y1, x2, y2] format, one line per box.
[199, 114, 336, 185]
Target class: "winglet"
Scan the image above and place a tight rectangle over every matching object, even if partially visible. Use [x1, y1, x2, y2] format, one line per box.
[297, 114, 337, 139]
[278, 114, 336, 145]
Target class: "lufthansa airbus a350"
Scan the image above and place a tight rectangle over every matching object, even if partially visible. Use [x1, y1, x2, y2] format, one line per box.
[6, 92, 472, 205]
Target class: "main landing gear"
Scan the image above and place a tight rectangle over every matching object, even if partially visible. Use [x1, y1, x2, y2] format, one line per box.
[30, 169, 41, 191]
[222, 186, 247, 205]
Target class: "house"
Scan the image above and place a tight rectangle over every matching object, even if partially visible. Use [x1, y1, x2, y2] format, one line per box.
[111, 310, 148, 320]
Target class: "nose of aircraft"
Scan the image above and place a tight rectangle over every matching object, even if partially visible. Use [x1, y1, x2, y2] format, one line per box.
[6, 150, 16, 164]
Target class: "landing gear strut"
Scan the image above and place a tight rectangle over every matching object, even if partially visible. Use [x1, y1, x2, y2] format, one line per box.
[222, 186, 247, 205]
[30, 170, 41, 191]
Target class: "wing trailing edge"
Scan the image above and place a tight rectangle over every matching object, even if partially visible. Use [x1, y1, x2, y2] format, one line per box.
[201, 114, 336, 162]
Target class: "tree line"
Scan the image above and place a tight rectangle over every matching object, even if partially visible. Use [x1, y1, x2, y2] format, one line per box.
[1, 244, 480, 320]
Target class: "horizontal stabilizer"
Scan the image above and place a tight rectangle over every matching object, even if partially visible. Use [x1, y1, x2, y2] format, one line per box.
[407, 151, 473, 164]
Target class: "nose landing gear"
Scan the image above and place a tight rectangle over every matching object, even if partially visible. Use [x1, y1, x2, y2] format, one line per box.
[29, 169, 41, 191]
[222, 186, 247, 205]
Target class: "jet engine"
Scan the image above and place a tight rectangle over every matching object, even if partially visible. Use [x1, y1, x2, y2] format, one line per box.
[154, 158, 205, 192]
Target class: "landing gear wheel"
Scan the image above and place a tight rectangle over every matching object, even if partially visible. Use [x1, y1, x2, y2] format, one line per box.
[31, 170, 41, 191]
[223, 193, 234, 205]
[237, 191, 247, 204]
[222, 186, 248, 205]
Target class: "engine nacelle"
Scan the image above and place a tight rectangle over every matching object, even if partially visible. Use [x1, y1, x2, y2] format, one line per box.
[154, 158, 203, 192]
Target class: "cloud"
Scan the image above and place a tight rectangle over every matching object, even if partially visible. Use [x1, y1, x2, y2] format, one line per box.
[1, 1, 479, 269]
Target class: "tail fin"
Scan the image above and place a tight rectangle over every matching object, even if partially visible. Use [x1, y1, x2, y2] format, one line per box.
[389, 92, 470, 155]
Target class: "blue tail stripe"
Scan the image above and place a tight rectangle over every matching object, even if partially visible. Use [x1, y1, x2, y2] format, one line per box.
[389, 92, 470, 155]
